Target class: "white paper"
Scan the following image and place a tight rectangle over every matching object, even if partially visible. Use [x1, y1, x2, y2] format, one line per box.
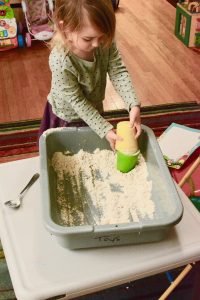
[158, 123, 200, 168]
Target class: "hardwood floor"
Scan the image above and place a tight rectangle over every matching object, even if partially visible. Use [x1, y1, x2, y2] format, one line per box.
[0, 0, 199, 123]
[0, 42, 51, 123]
[110, 0, 200, 108]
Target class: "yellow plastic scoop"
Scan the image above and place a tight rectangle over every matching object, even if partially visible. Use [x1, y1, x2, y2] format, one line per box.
[116, 121, 140, 173]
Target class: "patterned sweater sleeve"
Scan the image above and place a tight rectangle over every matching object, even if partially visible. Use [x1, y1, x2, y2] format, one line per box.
[107, 42, 140, 111]
[50, 64, 113, 139]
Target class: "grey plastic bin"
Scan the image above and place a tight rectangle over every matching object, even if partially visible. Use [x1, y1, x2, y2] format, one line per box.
[39, 125, 183, 249]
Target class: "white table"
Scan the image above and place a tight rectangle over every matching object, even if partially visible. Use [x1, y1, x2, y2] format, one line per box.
[0, 157, 200, 300]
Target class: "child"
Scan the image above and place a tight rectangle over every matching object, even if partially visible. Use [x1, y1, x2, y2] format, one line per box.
[39, 0, 141, 150]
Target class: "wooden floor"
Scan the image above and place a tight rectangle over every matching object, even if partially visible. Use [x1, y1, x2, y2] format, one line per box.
[0, 0, 199, 123]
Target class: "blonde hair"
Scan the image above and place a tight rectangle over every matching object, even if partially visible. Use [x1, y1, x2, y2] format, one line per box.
[50, 0, 116, 49]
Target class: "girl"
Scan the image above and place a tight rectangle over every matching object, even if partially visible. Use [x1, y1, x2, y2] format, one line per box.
[39, 0, 141, 150]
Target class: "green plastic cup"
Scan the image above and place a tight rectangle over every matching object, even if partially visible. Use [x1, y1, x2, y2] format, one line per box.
[116, 150, 140, 173]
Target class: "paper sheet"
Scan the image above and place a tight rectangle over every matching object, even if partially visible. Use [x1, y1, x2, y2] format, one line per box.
[158, 123, 200, 169]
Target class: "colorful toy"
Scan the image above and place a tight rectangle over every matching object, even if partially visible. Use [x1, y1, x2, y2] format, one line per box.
[22, 0, 54, 47]
[115, 121, 140, 173]
[175, 1, 200, 47]
[0, 0, 24, 51]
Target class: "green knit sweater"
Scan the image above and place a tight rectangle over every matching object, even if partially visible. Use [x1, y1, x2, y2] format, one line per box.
[48, 42, 140, 138]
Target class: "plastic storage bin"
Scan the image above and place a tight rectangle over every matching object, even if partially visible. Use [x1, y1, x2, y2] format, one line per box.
[39, 125, 183, 249]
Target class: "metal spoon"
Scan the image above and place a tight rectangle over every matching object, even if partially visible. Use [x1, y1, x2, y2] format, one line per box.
[4, 173, 40, 208]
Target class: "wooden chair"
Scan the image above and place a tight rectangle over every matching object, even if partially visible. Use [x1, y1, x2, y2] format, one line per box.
[178, 155, 200, 194]
[159, 155, 200, 300]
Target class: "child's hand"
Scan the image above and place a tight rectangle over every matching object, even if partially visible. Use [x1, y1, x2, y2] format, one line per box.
[129, 106, 142, 138]
[106, 129, 123, 151]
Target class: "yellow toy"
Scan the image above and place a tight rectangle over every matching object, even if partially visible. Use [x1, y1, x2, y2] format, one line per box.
[115, 121, 140, 173]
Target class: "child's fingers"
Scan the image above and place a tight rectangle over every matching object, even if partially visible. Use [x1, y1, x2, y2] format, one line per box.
[106, 129, 124, 151]
[134, 125, 142, 138]
[111, 129, 122, 140]
[129, 119, 135, 128]
[115, 134, 123, 141]
[110, 134, 122, 151]
[109, 130, 123, 141]
[109, 140, 115, 151]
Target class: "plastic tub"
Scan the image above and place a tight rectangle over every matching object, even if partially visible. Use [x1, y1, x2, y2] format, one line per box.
[39, 125, 183, 249]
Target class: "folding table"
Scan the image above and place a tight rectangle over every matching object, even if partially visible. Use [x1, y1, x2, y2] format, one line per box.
[0, 157, 200, 300]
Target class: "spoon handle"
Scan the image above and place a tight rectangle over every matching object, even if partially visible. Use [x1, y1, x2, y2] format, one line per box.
[20, 173, 40, 196]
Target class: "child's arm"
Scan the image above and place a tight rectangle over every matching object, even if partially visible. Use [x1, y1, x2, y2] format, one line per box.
[107, 42, 141, 137]
[48, 57, 113, 139]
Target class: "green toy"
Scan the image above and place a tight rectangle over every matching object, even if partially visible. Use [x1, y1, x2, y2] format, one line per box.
[115, 121, 140, 173]
[0, 0, 24, 51]
[175, 2, 200, 47]
[116, 150, 140, 173]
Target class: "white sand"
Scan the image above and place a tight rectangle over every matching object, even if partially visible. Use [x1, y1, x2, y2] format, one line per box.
[51, 149, 154, 225]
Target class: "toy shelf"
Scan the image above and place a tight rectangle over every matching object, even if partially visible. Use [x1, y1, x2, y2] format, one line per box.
[175, 2, 200, 47]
